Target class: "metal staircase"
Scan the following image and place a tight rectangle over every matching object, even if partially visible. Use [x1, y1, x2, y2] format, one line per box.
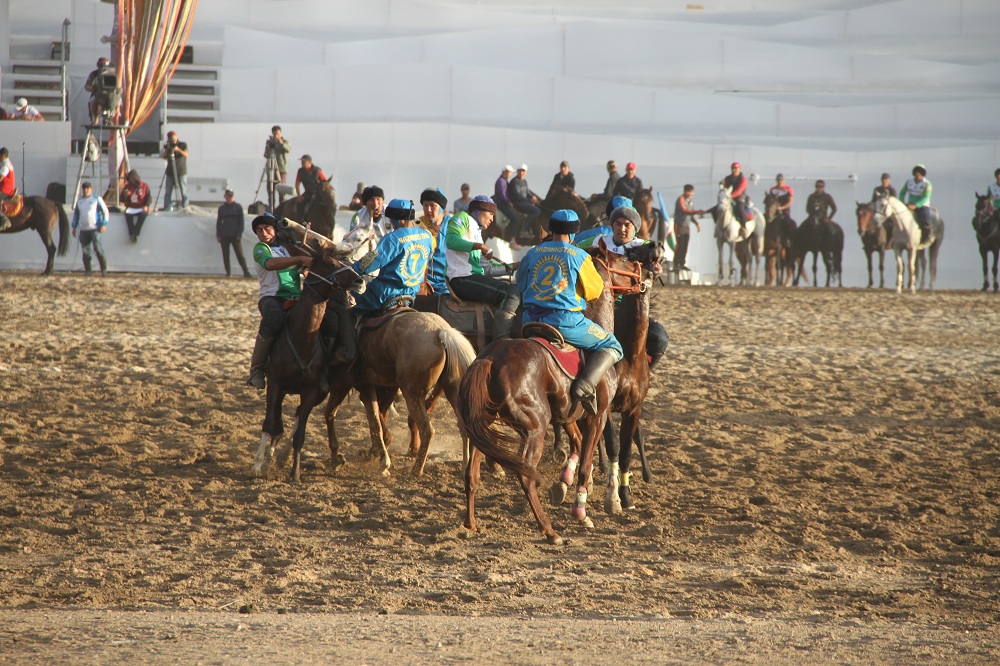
[2, 59, 65, 119]
[165, 63, 220, 123]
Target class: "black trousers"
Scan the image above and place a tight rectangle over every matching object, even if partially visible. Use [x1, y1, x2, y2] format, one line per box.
[673, 232, 692, 270]
[450, 274, 514, 307]
[220, 236, 250, 276]
[124, 211, 147, 240]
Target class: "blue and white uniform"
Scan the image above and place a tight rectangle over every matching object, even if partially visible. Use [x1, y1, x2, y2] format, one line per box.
[352, 226, 434, 316]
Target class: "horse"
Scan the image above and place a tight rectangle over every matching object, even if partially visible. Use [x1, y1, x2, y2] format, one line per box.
[874, 195, 944, 293]
[539, 188, 600, 235]
[0, 194, 70, 275]
[791, 208, 843, 288]
[461, 242, 647, 544]
[321, 307, 477, 478]
[250, 220, 367, 483]
[855, 200, 892, 288]
[763, 193, 797, 286]
[713, 185, 763, 285]
[632, 188, 662, 241]
[973, 193, 1000, 292]
[274, 179, 337, 241]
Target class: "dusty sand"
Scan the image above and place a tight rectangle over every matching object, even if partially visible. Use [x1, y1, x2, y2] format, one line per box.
[1, 273, 998, 664]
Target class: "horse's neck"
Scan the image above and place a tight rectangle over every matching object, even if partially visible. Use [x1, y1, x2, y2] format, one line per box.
[617, 289, 649, 360]
[286, 289, 328, 338]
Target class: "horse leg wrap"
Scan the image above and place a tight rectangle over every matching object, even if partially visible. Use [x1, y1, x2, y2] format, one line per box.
[561, 455, 579, 486]
[619, 471, 635, 510]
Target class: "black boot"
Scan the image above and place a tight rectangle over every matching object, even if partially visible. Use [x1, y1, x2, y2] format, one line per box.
[246, 335, 273, 389]
[492, 289, 520, 341]
[333, 305, 357, 364]
[571, 349, 619, 415]
[83, 256, 92, 275]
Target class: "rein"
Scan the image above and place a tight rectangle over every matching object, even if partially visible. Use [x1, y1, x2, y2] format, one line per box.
[592, 253, 646, 294]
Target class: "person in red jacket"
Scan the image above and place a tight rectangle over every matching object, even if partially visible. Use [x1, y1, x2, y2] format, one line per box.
[0, 146, 16, 231]
[120, 169, 151, 242]
[723, 162, 749, 227]
[767, 173, 794, 220]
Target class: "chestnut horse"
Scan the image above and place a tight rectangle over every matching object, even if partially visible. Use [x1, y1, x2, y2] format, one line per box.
[275, 179, 337, 241]
[974, 193, 1000, 292]
[461, 242, 647, 544]
[763, 193, 797, 286]
[0, 195, 70, 275]
[250, 220, 366, 482]
[631, 187, 664, 241]
[855, 200, 892, 289]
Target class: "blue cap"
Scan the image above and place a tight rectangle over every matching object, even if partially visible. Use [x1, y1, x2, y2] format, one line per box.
[606, 195, 633, 217]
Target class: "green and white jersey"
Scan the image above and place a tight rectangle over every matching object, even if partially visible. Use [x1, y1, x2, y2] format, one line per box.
[445, 211, 487, 279]
[253, 242, 301, 301]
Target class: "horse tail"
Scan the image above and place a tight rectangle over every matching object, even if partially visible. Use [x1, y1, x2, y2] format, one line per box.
[56, 203, 70, 256]
[461, 359, 539, 483]
[438, 327, 476, 388]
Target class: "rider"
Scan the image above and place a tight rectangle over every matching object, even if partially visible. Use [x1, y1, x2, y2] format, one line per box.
[575, 205, 670, 367]
[900, 164, 933, 243]
[294, 154, 327, 220]
[349, 185, 392, 239]
[548, 160, 576, 198]
[767, 174, 794, 220]
[602, 160, 620, 199]
[246, 213, 314, 389]
[517, 209, 623, 414]
[613, 162, 643, 200]
[446, 195, 521, 340]
[417, 187, 451, 295]
[989, 168, 1000, 210]
[350, 198, 434, 317]
[574, 195, 632, 245]
[805, 180, 837, 223]
[872, 172, 897, 201]
[0, 146, 15, 231]
[723, 162, 750, 229]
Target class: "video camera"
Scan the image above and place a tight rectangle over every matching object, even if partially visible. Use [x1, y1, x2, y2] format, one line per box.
[91, 65, 121, 120]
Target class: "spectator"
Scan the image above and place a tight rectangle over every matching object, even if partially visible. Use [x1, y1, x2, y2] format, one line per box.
[548, 160, 576, 197]
[120, 169, 151, 242]
[492, 165, 522, 246]
[160, 131, 189, 209]
[10, 97, 44, 121]
[453, 183, 472, 214]
[348, 182, 365, 211]
[217, 189, 251, 278]
[72, 182, 110, 276]
[264, 125, 291, 186]
[673, 184, 705, 272]
[613, 162, 643, 199]
[509, 164, 541, 239]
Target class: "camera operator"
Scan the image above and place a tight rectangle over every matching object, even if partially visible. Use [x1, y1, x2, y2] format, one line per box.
[264, 125, 290, 185]
[160, 131, 189, 210]
[85, 58, 122, 125]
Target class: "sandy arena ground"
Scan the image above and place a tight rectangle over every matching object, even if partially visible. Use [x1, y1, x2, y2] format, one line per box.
[0, 272, 998, 664]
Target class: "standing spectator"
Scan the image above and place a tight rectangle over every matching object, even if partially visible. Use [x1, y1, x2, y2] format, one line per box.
[72, 182, 110, 276]
[453, 183, 472, 214]
[160, 131, 189, 209]
[120, 169, 151, 242]
[900, 165, 932, 242]
[217, 189, 251, 278]
[805, 180, 837, 223]
[673, 184, 705, 272]
[265, 125, 290, 185]
[613, 162, 643, 200]
[548, 160, 576, 197]
[509, 164, 541, 239]
[9, 97, 44, 121]
[871, 172, 897, 201]
[493, 165, 522, 246]
[767, 174, 794, 220]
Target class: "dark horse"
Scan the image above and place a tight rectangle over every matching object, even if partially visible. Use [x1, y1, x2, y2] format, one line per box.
[461, 242, 648, 544]
[1, 195, 70, 274]
[762, 192, 797, 286]
[275, 179, 337, 240]
[539, 188, 600, 234]
[974, 193, 1000, 292]
[250, 219, 366, 483]
[792, 215, 843, 288]
[855, 200, 892, 289]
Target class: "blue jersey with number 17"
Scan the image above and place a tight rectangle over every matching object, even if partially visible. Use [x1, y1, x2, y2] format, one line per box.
[516, 240, 592, 312]
[352, 226, 433, 312]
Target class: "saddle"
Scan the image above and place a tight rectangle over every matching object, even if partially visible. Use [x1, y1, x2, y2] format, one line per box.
[522, 322, 584, 379]
[1, 193, 23, 218]
[415, 293, 495, 350]
[359, 304, 413, 333]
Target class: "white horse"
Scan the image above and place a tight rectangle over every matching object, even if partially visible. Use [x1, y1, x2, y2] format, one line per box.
[714, 185, 765, 285]
[875, 195, 943, 293]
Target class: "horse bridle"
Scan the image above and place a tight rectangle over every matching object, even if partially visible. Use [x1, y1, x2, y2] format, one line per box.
[591, 251, 646, 294]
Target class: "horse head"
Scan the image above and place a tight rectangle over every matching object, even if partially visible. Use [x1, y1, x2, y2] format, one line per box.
[625, 240, 665, 282]
[589, 239, 647, 295]
[316, 179, 337, 211]
[974, 192, 999, 240]
[855, 200, 877, 237]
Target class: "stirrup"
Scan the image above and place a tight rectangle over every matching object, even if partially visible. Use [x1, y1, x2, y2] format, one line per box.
[247, 369, 266, 390]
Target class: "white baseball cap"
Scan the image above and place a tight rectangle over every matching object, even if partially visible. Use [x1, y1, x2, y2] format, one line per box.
[15, 97, 27, 109]
[503, 164, 515, 173]
[518, 164, 528, 171]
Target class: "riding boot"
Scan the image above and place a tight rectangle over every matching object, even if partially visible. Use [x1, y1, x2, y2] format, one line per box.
[491, 289, 521, 340]
[571, 349, 619, 415]
[333, 305, 357, 365]
[246, 335, 273, 389]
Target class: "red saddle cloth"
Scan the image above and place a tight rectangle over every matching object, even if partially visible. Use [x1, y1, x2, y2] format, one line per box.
[528, 337, 584, 379]
[1, 194, 23, 218]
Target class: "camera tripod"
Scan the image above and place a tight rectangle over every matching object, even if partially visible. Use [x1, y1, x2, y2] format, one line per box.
[253, 142, 280, 212]
[72, 122, 131, 209]
[154, 146, 184, 211]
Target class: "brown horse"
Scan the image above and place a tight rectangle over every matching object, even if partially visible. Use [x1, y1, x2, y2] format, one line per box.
[461, 242, 646, 544]
[1, 195, 70, 275]
[250, 220, 366, 483]
[539, 189, 599, 235]
[321, 307, 477, 478]
[855, 200, 892, 289]
[631, 187, 662, 240]
[763, 193, 797, 286]
[974, 193, 1000, 292]
[275, 179, 337, 240]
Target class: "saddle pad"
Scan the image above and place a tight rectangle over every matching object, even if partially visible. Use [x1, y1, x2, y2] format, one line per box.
[443, 296, 491, 315]
[1, 194, 23, 218]
[359, 306, 413, 332]
[528, 337, 584, 380]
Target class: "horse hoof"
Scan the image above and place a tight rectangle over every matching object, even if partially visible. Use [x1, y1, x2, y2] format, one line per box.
[250, 464, 266, 479]
[330, 453, 346, 471]
[552, 445, 569, 466]
[547, 534, 565, 546]
[549, 481, 569, 506]
[576, 515, 595, 529]
[619, 485, 636, 510]
[604, 492, 623, 515]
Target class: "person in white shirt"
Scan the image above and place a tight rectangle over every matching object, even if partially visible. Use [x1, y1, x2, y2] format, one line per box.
[72, 182, 110, 276]
[10, 98, 44, 121]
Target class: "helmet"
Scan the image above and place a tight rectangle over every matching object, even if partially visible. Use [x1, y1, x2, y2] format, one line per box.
[251, 213, 276, 233]
[548, 209, 580, 235]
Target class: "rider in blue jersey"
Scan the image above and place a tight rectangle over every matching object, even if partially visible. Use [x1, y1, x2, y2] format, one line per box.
[516, 209, 623, 414]
[418, 187, 451, 294]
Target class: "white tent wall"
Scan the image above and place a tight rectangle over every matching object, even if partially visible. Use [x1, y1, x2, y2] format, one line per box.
[2, 0, 999, 289]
